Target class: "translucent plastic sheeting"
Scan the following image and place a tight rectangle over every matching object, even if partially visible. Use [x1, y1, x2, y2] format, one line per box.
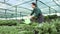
[0, 0, 60, 18]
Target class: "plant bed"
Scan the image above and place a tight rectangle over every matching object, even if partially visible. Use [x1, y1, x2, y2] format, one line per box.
[0, 20, 18, 26]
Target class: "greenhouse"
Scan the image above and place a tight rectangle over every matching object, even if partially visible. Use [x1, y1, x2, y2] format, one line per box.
[0, 0, 60, 34]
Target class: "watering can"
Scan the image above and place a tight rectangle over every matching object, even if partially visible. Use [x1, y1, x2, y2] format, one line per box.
[23, 16, 32, 24]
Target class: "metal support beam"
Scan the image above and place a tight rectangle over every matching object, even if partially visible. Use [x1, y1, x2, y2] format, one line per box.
[0, 8, 14, 11]
[18, 6, 32, 11]
[0, 1, 12, 6]
[15, 6, 18, 20]
[4, 0, 5, 3]
[3, 0, 33, 11]
[53, 0, 60, 7]
[13, 0, 33, 6]
[20, 12, 21, 17]
[36, 0, 38, 7]
[5, 9, 7, 19]
[49, 7, 51, 14]
[38, 0, 57, 14]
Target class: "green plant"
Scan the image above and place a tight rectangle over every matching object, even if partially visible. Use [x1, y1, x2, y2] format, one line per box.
[0, 20, 17, 26]
[0, 19, 59, 34]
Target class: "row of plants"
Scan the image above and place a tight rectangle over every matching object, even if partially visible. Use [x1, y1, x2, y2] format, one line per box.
[0, 15, 59, 26]
[0, 20, 18, 26]
[0, 26, 18, 34]
[44, 15, 60, 21]
[17, 19, 60, 34]
[0, 19, 60, 34]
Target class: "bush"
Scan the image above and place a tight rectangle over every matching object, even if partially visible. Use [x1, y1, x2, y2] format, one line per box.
[16, 19, 60, 34]
[0, 19, 60, 34]
[18, 31, 34, 34]
[0, 20, 18, 26]
[35, 19, 60, 34]
[44, 15, 58, 21]
[0, 26, 18, 34]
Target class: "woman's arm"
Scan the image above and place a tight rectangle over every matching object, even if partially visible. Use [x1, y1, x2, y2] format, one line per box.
[30, 10, 34, 15]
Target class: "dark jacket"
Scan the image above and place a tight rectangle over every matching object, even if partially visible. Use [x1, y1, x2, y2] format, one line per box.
[31, 7, 42, 17]
[30, 7, 44, 23]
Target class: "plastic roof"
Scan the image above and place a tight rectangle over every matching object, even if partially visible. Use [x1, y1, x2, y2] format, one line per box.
[0, 0, 60, 18]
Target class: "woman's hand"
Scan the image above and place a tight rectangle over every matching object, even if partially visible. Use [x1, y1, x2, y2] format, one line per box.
[27, 14, 35, 18]
[27, 15, 33, 18]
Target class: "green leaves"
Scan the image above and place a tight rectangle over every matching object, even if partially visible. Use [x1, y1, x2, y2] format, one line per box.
[34, 19, 60, 34]
[0, 19, 59, 34]
[0, 26, 18, 34]
[0, 20, 17, 26]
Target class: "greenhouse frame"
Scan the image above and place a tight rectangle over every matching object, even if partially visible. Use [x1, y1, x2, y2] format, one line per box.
[0, 0, 60, 20]
[0, 0, 60, 34]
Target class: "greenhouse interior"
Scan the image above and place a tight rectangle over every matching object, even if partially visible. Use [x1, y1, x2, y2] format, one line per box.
[0, 0, 60, 34]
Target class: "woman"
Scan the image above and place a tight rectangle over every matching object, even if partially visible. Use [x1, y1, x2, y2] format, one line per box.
[30, 2, 44, 23]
